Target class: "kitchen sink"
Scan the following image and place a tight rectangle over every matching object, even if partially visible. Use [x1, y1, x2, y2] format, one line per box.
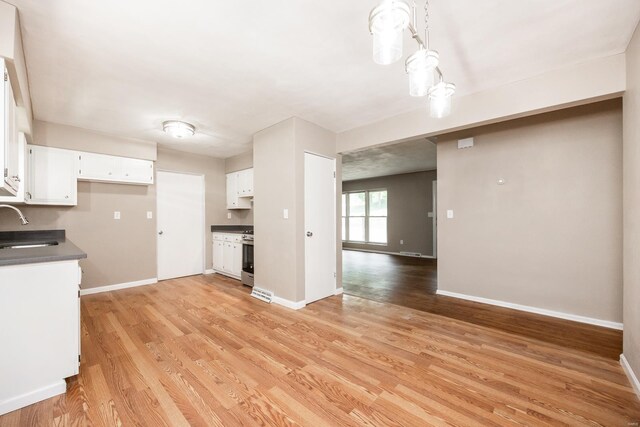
[0, 241, 59, 249]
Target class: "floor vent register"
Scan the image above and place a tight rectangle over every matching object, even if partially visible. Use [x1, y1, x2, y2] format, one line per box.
[250, 287, 274, 303]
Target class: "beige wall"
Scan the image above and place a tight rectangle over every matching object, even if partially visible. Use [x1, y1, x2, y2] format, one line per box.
[437, 100, 623, 323]
[0, 182, 156, 288]
[337, 54, 625, 155]
[343, 170, 437, 256]
[225, 150, 253, 173]
[623, 23, 640, 379]
[254, 117, 340, 302]
[34, 121, 157, 160]
[254, 119, 298, 300]
[156, 147, 229, 271]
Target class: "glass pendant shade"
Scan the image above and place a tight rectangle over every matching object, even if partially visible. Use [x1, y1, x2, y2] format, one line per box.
[428, 82, 456, 118]
[369, 0, 411, 65]
[405, 49, 439, 96]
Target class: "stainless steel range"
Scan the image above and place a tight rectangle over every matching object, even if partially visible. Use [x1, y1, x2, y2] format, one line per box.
[241, 230, 254, 287]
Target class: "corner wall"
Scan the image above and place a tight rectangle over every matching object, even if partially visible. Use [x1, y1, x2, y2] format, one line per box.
[623, 21, 640, 391]
[437, 100, 623, 324]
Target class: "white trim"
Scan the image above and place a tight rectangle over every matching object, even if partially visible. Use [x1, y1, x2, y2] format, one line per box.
[80, 278, 158, 296]
[272, 296, 306, 310]
[335, 287, 344, 295]
[0, 380, 66, 416]
[204, 269, 214, 275]
[435, 289, 623, 330]
[343, 247, 436, 259]
[621, 354, 640, 399]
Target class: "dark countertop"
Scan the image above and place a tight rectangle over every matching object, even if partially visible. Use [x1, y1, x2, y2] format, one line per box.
[211, 225, 253, 234]
[0, 230, 87, 267]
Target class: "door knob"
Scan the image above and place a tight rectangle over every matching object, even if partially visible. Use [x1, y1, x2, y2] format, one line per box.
[306, 231, 313, 237]
[158, 230, 164, 235]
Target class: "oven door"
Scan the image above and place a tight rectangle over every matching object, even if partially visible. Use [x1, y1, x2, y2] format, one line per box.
[241, 242, 254, 287]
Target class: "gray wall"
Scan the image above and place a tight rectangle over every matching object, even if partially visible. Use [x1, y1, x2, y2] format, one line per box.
[342, 170, 436, 256]
[437, 100, 623, 323]
[623, 23, 640, 381]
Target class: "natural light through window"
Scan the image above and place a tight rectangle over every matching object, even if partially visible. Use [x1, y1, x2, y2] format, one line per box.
[342, 189, 387, 244]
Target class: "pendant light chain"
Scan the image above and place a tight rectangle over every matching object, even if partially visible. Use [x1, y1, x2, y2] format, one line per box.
[424, 0, 430, 50]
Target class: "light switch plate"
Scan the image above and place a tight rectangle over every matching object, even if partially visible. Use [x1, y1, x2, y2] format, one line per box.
[447, 209, 454, 219]
[283, 208, 289, 219]
[400, 240, 404, 245]
[114, 211, 121, 220]
[146, 211, 153, 219]
[227, 212, 232, 219]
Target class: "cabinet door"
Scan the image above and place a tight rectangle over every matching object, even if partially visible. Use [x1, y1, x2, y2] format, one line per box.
[27, 145, 77, 205]
[244, 168, 254, 196]
[213, 240, 224, 271]
[232, 243, 243, 276]
[121, 158, 154, 184]
[226, 173, 237, 208]
[0, 64, 20, 196]
[222, 241, 234, 273]
[78, 151, 119, 182]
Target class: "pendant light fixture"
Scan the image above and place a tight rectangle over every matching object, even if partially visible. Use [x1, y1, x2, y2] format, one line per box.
[368, 0, 455, 117]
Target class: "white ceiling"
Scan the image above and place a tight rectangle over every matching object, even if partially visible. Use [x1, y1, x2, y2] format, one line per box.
[342, 138, 437, 181]
[8, 0, 640, 157]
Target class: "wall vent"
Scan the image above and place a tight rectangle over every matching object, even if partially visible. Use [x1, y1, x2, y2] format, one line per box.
[400, 251, 422, 257]
[458, 137, 474, 149]
[250, 287, 274, 303]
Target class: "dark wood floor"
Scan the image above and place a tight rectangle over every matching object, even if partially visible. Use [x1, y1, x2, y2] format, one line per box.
[342, 249, 623, 360]
[1, 274, 638, 426]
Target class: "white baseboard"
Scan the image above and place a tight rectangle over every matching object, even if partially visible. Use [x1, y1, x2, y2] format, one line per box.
[436, 289, 623, 330]
[272, 296, 306, 310]
[204, 269, 214, 275]
[621, 354, 640, 399]
[335, 287, 344, 295]
[0, 380, 66, 416]
[80, 278, 158, 296]
[343, 247, 436, 259]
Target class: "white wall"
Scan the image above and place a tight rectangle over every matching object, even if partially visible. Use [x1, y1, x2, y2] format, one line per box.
[437, 100, 623, 325]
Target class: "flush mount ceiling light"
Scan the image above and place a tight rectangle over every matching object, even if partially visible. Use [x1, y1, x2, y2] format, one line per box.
[163, 120, 195, 138]
[368, 0, 455, 118]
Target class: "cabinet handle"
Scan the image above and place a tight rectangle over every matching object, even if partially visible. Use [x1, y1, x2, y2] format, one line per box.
[11, 175, 20, 182]
[65, 195, 69, 199]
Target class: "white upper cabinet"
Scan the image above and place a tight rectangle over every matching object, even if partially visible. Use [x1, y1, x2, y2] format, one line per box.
[78, 151, 153, 185]
[226, 168, 253, 209]
[0, 60, 21, 197]
[26, 144, 77, 206]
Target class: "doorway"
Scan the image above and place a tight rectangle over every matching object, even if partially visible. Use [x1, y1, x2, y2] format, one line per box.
[156, 171, 205, 280]
[304, 152, 337, 304]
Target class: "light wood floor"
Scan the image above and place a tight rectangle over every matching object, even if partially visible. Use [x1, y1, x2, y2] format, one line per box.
[1, 274, 639, 426]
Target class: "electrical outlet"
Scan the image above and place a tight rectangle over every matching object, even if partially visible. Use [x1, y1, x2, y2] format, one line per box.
[114, 211, 121, 220]
[283, 209, 289, 219]
[447, 209, 454, 219]
[400, 240, 404, 245]
[227, 212, 232, 219]
[146, 211, 153, 219]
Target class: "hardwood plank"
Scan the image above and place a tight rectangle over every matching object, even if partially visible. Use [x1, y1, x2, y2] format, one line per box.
[0, 273, 637, 426]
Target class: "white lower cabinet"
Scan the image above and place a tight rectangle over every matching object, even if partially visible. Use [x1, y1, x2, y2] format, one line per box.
[212, 233, 242, 279]
[26, 145, 77, 206]
[0, 260, 80, 415]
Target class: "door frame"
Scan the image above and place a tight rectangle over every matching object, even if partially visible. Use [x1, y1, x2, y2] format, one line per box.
[432, 179, 437, 259]
[304, 150, 337, 305]
[156, 169, 206, 279]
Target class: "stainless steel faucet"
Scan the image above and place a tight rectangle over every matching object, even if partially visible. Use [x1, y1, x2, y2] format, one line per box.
[0, 204, 29, 225]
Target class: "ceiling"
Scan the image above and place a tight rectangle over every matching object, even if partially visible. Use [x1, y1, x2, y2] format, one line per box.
[342, 138, 436, 181]
[8, 0, 640, 158]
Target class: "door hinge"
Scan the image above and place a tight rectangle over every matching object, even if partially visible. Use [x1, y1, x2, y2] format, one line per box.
[3, 72, 7, 82]
[78, 290, 80, 298]
[334, 272, 337, 278]
[3, 168, 7, 178]
[78, 354, 81, 362]
[333, 171, 336, 178]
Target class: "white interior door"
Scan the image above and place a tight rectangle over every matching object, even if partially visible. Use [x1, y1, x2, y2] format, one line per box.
[304, 153, 336, 304]
[157, 171, 205, 280]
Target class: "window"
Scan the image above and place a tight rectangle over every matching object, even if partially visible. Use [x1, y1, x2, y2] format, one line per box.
[342, 189, 387, 244]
